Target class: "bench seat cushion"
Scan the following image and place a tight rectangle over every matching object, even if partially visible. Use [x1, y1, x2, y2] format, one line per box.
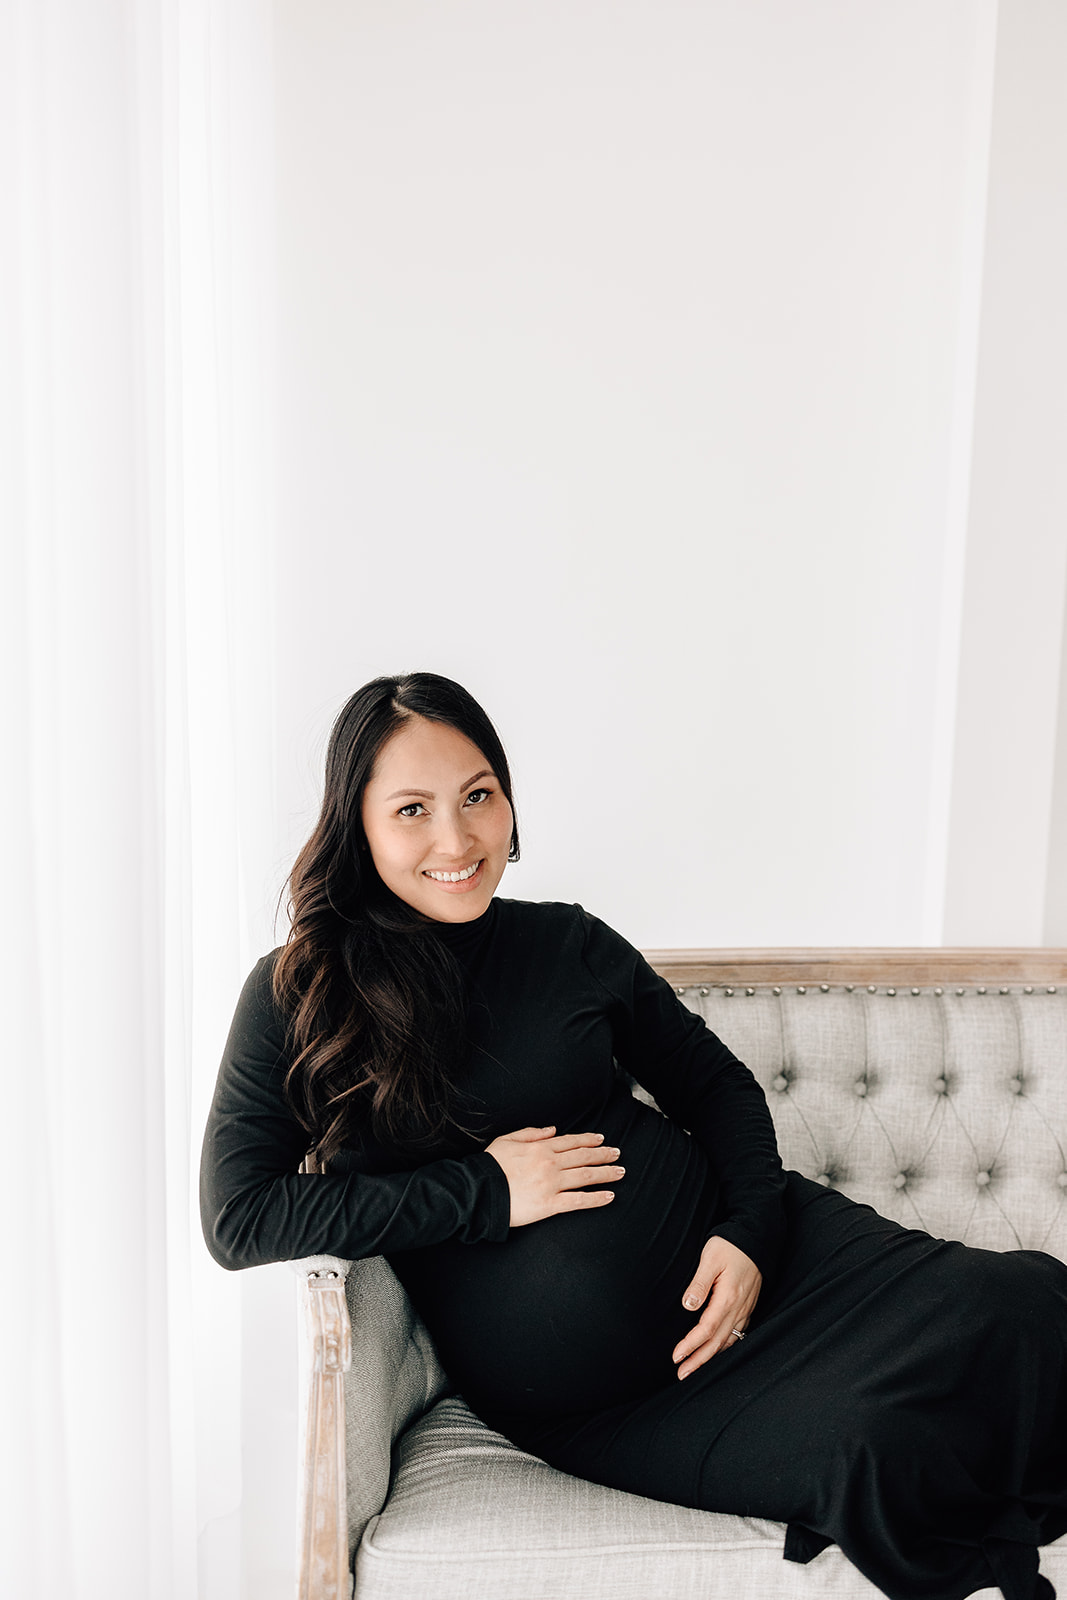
[355, 1397, 1065, 1600]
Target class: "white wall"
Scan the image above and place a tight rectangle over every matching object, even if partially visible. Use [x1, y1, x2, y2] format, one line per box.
[942, 0, 1067, 944]
[252, 8, 1067, 1593]
[272, 0, 1067, 951]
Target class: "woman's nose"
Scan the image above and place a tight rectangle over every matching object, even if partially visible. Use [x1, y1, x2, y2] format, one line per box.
[433, 809, 473, 858]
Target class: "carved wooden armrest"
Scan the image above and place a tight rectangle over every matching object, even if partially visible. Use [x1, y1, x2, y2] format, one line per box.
[293, 1257, 353, 1600]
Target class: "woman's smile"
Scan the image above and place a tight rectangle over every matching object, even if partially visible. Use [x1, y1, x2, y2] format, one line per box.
[423, 859, 485, 886]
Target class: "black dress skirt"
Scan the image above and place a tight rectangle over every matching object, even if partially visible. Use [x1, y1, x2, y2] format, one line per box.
[201, 898, 1067, 1600]
[504, 1171, 1067, 1600]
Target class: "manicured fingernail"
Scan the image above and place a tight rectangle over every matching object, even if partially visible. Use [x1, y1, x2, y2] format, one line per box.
[684, 1296, 700, 1309]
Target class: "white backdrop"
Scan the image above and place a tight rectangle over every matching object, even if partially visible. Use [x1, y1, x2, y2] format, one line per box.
[273, 0, 1067, 953]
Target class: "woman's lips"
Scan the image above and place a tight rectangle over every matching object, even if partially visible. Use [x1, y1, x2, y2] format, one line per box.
[422, 858, 486, 892]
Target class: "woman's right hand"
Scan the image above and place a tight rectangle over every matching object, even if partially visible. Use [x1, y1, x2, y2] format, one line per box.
[485, 1126, 625, 1227]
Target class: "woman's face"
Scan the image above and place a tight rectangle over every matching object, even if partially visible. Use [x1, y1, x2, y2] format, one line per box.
[360, 715, 514, 923]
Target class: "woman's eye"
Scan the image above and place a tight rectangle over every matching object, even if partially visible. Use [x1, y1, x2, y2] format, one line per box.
[465, 788, 491, 805]
[397, 803, 425, 818]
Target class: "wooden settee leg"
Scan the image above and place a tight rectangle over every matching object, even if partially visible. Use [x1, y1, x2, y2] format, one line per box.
[297, 1268, 353, 1600]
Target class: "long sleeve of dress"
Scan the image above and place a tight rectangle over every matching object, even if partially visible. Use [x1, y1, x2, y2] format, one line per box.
[578, 910, 787, 1279]
[199, 954, 512, 1270]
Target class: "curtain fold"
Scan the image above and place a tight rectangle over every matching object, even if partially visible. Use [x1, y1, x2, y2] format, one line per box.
[1, 2, 283, 1595]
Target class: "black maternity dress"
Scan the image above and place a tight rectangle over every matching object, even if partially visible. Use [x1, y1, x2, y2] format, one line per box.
[200, 899, 1067, 1600]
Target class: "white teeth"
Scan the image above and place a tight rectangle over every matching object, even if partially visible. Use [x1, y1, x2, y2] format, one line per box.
[426, 861, 480, 882]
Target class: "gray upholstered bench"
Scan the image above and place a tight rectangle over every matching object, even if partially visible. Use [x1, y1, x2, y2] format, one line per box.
[292, 948, 1067, 1600]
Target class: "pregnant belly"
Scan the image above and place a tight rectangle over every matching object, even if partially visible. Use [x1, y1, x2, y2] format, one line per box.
[390, 1097, 720, 1419]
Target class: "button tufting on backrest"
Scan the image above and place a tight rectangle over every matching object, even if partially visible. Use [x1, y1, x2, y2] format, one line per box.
[893, 1173, 908, 1189]
[678, 978, 1067, 1254]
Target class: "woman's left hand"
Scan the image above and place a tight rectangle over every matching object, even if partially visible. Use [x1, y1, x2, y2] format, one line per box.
[672, 1236, 762, 1380]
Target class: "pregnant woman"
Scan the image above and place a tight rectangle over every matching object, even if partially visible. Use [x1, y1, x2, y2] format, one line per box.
[201, 672, 1067, 1600]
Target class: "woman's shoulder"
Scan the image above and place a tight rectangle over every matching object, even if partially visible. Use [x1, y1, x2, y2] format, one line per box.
[493, 898, 634, 955]
[488, 897, 581, 952]
[230, 947, 288, 1027]
[493, 896, 587, 934]
[490, 900, 648, 1011]
[246, 945, 285, 986]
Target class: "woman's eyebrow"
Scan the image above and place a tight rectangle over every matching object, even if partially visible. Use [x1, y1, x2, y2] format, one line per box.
[384, 769, 495, 802]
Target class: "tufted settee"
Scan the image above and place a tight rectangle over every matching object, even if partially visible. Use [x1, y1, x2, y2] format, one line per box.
[292, 948, 1067, 1600]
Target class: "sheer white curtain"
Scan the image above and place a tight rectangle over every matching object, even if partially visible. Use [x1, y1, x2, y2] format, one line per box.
[1, 2, 288, 1595]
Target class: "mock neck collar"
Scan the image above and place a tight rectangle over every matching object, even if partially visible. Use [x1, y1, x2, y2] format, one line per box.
[429, 897, 499, 961]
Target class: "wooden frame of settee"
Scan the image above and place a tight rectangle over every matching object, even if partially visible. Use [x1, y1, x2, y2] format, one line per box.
[295, 946, 1067, 1600]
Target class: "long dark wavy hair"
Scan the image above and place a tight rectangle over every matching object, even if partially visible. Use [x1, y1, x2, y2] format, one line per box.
[272, 673, 520, 1163]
